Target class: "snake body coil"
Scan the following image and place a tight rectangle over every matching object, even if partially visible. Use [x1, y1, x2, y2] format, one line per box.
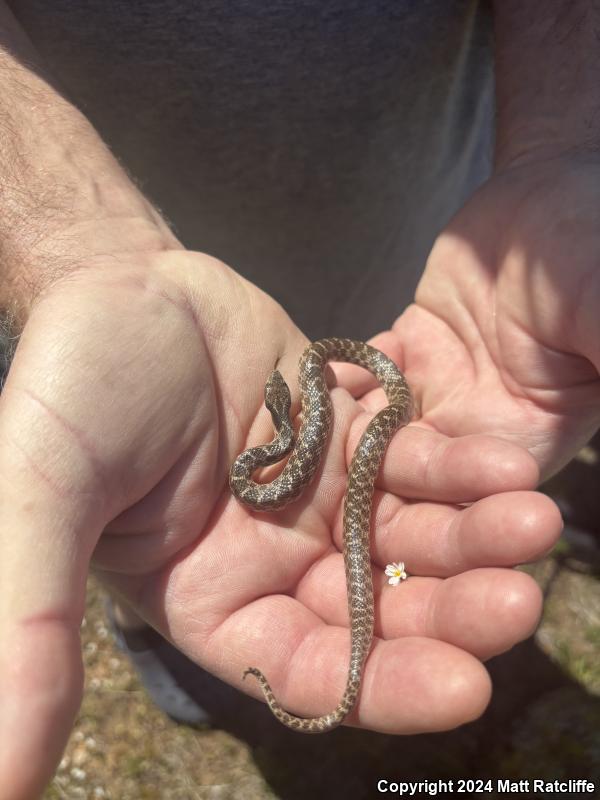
[229, 338, 413, 732]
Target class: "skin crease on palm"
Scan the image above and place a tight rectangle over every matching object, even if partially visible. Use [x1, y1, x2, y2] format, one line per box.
[6, 155, 600, 798]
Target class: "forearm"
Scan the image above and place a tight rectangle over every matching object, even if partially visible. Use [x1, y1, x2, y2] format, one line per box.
[493, 1, 600, 169]
[0, 5, 176, 327]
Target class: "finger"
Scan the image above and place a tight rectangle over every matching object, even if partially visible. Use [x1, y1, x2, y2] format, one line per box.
[204, 595, 491, 733]
[0, 373, 103, 798]
[0, 615, 84, 800]
[345, 422, 540, 503]
[382, 568, 542, 660]
[363, 489, 562, 576]
[296, 560, 542, 660]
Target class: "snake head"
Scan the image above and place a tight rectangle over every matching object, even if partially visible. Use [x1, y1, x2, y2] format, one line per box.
[264, 369, 292, 422]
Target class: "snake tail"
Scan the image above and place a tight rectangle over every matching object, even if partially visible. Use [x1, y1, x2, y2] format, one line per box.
[243, 668, 354, 733]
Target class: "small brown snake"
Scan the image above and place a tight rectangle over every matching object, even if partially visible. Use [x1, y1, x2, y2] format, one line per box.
[229, 338, 413, 732]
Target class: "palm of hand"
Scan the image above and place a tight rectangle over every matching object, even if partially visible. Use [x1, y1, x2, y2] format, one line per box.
[405, 156, 600, 475]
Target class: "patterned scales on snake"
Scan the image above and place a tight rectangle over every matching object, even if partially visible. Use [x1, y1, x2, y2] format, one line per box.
[229, 338, 414, 733]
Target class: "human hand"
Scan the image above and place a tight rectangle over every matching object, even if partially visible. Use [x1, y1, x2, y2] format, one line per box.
[0, 249, 308, 798]
[327, 153, 600, 744]
[397, 154, 600, 476]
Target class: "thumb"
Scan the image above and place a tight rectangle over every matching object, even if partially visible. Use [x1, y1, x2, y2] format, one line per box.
[0, 363, 103, 799]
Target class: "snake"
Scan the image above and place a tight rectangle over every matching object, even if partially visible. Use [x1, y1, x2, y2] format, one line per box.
[229, 338, 413, 732]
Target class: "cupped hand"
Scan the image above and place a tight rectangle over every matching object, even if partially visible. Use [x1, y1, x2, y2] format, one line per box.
[368, 153, 600, 477]
[0, 242, 561, 800]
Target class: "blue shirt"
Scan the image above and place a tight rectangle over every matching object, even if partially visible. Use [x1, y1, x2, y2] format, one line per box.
[9, 0, 494, 338]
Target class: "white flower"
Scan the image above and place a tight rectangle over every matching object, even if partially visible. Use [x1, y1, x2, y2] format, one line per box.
[385, 561, 408, 586]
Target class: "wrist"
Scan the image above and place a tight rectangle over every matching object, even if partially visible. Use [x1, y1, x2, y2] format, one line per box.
[0, 12, 178, 328]
[0, 96, 177, 325]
